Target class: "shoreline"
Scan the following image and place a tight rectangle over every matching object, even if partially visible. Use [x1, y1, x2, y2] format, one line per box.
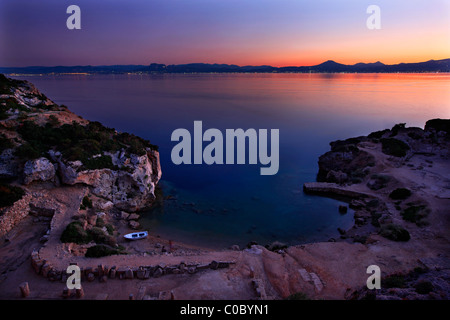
[1, 74, 449, 300]
[2, 123, 449, 299]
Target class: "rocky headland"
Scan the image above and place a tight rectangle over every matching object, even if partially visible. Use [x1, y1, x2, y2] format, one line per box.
[0, 74, 449, 300]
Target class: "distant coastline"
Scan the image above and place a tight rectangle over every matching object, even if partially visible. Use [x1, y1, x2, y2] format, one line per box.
[1, 58, 449, 75]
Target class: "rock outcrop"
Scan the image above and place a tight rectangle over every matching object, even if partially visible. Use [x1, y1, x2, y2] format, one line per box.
[23, 157, 56, 185]
[50, 149, 161, 212]
[317, 138, 375, 184]
[317, 121, 450, 185]
[0, 74, 161, 213]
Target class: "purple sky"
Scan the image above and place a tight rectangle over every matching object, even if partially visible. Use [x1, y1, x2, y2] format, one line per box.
[1, 0, 449, 67]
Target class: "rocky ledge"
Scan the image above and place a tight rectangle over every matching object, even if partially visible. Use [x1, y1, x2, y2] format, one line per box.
[306, 120, 450, 242]
[0, 74, 161, 237]
[302, 119, 450, 299]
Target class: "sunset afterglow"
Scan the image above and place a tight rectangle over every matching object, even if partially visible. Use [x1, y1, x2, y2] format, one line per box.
[1, 0, 449, 67]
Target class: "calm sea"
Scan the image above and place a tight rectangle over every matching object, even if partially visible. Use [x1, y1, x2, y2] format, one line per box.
[13, 73, 450, 248]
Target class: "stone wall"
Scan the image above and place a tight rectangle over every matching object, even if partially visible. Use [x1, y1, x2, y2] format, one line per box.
[31, 249, 234, 283]
[0, 193, 32, 238]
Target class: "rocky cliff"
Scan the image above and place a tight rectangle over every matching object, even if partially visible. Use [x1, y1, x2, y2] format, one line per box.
[0, 74, 161, 218]
[317, 121, 450, 185]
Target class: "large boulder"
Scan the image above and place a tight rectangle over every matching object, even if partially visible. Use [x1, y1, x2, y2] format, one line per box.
[317, 141, 374, 183]
[425, 119, 450, 135]
[23, 157, 56, 185]
[53, 149, 161, 212]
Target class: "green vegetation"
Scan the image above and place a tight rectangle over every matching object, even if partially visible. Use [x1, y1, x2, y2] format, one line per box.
[116, 132, 158, 155]
[407, 132, 422, 140]
[95, 217, 105, 228]
[60, 221, 91, 244]
[368, 129, 389, 140]
[0, 74, 23, 95]
[0, 134, 13, 153]
[83, 155, 116, 170]
[379, 224, 411, 242]
[14, 142, 41, 160]
[382, 274, 407, 289]
[370, 211, 382, 227]
[60, 221, 116, 247]
[380, 138, 410, 157]
[47, 115, 60, 127]
[105, 223, 115, 235]
[389, 123, 406, 137]
[265, 241, 288, 252]
[88, 226, 116, 247]
[285, 292, 310, 300]
[80, 195, 93, 210]
[389, 188, 412, 200]
[85, 244, 125, 258]
[2, 74, 158, 168]
[4, 97, 28, 112]
[14, 120, 158, 167]
[413, 267, 428, 275]
[0, 106, 8, 120]
[0, 183, 25, 208]
[414, 281, 434, 294]
[401, 205, 429, 225]
[367, 174, 391, 190]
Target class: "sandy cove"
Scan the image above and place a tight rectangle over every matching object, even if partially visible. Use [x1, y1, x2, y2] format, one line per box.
[0, 124, 449, 300]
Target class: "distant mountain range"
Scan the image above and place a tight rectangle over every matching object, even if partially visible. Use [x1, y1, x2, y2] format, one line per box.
[1, 59, 449, 74]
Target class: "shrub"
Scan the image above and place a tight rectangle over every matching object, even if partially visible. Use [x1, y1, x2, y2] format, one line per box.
[383, 274, 407, 288]
[0, 134, 13, 153]
[60, 221, 91, 244]
[368, 129, 389, 140]
[0, 106, 8, 120]
[407, 132, 422, 140]
[389, 188, 412, 200]
[80, 196, 93, 210]
[413, 267, 428, 275]
[371, 211, 382, 227]
[401, 205, 428, 224]
[96, 217, 105, 228]
[285, 292, 310, 300]
[390, 123, 406, 137]
[4, 97, 27, 112]
[265, 241, 288, 252]
[367, 174, 391, 190]
[15, 119, 158, 163]
[85, 244, 123, 258]
[366, 198, 380, 208]
[0, 184, 25, 208]
[88, 227, 117, 247]
[14, 142, 41, 160]
[105, 224, 115, 235]
[83, 155, 116, 170]
[48, 115, 60, 127]
[414, 280, 434, 294]
[379, 224, 410, 242]
[380, 138, 410, 157]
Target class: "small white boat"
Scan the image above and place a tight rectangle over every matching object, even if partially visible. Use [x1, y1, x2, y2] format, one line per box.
[124, 231, 148, 240]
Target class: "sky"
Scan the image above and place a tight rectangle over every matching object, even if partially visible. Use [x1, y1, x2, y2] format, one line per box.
[0, 0, 449, 67]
